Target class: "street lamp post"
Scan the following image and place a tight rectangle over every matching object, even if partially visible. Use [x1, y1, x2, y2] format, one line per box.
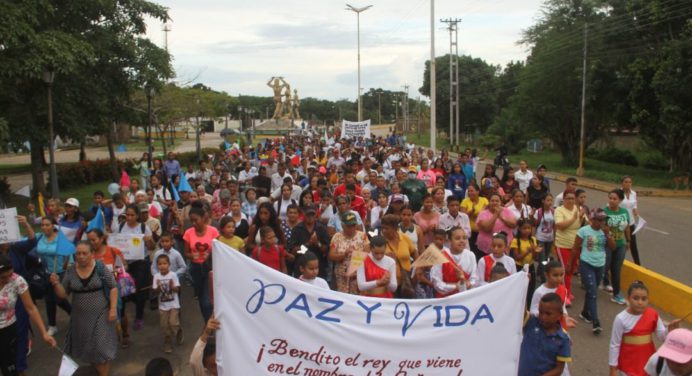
[430, 0, 437, 152]
[376, 90, 382, 125]
[43, 69, 59, 198]
[195, 98, 201, 163]
[145, 85, 155, 167]
[346, 4, 372, 122]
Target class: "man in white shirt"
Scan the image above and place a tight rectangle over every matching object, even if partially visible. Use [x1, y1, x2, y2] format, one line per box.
[437, 197, 471, 237]
[355, 158, 374, 184]
[270, 163, 293, 192]
[326, 149, 345, 170]
[515, 160, 534, 192]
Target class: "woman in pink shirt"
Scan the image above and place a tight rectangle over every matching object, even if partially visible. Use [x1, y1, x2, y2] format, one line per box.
[417, 159, 437, 188]
[183, 201, 219, 322]
[475, 192, 517, 255]
[413, 194, 440, 247]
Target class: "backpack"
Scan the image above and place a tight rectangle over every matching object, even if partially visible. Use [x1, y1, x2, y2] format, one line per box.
[95, 260, 122, 315]
[108, 247, 136, 298]
[119, 221, 147, 235]
[25, 234, 50, 300]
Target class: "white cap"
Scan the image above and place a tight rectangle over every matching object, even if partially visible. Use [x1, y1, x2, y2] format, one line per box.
[65, 198, 80, 207]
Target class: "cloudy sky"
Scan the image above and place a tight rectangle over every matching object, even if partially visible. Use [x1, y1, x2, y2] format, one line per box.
[146, 0, 546, 101]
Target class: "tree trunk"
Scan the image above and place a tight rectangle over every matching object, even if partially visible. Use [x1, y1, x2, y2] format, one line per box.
[29, 138, 46, 197]
[79, 139, 86, 162]
[158, 125, 167, 155]
[106, 122, 119, 182]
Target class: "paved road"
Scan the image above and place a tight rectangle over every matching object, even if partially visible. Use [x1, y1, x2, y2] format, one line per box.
[8, 135, 692, 375]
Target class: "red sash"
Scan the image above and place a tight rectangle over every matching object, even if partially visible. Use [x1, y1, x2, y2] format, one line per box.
[618, 307, 658, 376]
[435, 252, 469, 298]
[555, 284, 568, 330]
[483, 255, 496, 282]
[363, 256, 393, 298]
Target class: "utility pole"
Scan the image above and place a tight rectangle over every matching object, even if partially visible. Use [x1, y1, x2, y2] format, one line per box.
[441, 18, 461, 150]
[163, 23, 171, 52]
[376, 90, 382, 125]
[430, 0, 437, 151]
[402, 85, 409, 133]
[577, 23, 588, 177]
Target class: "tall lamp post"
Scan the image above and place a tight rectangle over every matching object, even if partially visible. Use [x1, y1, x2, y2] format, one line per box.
[195, 98, 201, 163]
[43, 69, 59, 198]
[430, 0, 437, 151]
[145, 85, 155, 167]
[346, 4, 372, 122]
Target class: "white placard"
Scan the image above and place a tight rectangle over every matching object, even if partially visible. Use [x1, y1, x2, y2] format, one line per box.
[341, 119, 371, 139]
[107, 234, 146, 260]
[212, 239, 527, 375]
[633, 216, 647, 236]
[58, 354, 79, 376]
[0, 208, 20, 244]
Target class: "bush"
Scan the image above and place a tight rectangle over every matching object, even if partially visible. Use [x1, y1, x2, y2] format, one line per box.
[52, 159, 119, 190]
[587, 147, 638, 167]
[639, 151, 668, 170]
[176, 148, 221, 167]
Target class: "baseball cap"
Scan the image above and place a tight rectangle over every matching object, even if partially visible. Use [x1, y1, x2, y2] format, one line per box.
[537, 164, 547, 170]
[590, 208, 607, 220]
[391, 194, 405, 203]
[137, 202, 149, 212]
[340, 211, 358, 226]
[65, 198, 80, 207]
[408, 166, 417, 173]
[304, 207, 317, 216]
[658, 328, 692, 364]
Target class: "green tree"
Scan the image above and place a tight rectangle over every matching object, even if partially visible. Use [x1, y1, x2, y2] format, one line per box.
[419, 54, 499, 139]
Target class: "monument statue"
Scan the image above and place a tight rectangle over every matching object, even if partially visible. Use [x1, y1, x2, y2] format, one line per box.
[283, 83, 292, 119]
[267, 76, 302, 120]
[292, 89, 301, 120]
[267, 76, 287, 119]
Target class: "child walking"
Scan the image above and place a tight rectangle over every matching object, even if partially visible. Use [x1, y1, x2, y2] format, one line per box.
[518, 293, 572, 376]
[152, 254, 182, 354]
[477, 231, 516, 285]
[608, 281, 681, 376]
[250, 226, 289, 273]
[217, 216, 245, 252]
[298, 251, 330, 290]
[533, 194, 555, 282]
[511, 219, 542, 307]
[357, 236, 397, 298]
[431, 227, 477, 297]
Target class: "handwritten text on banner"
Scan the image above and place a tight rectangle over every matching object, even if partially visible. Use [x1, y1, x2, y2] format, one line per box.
[212, 240, 527, 375]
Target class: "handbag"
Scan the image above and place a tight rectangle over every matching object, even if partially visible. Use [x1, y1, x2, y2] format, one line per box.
[24, 243, 50, 300]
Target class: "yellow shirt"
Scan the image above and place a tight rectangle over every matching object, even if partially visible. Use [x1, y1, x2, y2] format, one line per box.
[554, 206, 581, 248]
[218, 235, 245, 252]
[386, 233, 415, 282]
[460, 197, 489, 232]
[510, 236, 537, 266]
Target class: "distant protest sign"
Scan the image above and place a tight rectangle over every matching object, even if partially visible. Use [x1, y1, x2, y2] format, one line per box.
[342, 119, 371, 139]
[212, 240, 527, 375]
[0, 208, 20, 244]
[108, 234, 146, 260]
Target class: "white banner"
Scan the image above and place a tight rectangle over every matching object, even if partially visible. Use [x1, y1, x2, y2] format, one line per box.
[0, 208, 20, 244]
[107, 234, 146, 260]
[212, 240, 527, 376]
[342, 119, 371, 139]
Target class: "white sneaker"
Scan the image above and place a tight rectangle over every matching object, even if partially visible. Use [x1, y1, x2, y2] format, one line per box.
[47, 326, 58, 336]
[601, 285, 613, 293]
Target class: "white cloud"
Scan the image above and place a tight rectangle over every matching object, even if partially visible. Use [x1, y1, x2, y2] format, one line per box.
[147, 0, 545, 100]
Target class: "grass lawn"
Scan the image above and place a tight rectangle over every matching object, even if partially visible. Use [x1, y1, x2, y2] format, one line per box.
[406, 135, 673, 188]
[8, 181, 108, 218]
[510, 150, 674, 189]
[0, 164, 31, 174]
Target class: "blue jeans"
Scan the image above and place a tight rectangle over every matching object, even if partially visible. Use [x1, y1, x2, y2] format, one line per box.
[15, 298, 28, 372]
[604, 245, 626, 296]
[190, 262, 212, 323]
[580, 261, 604, 327]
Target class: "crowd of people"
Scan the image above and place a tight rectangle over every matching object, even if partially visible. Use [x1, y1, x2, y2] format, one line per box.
[0, 130, 689, 376]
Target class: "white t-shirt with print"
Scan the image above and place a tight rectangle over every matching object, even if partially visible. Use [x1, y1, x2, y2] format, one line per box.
[153, 272, 180, 311]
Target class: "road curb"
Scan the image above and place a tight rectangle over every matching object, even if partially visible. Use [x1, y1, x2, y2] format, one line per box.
[546, 172, 692, 198]
[620, 260, 692, 324]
